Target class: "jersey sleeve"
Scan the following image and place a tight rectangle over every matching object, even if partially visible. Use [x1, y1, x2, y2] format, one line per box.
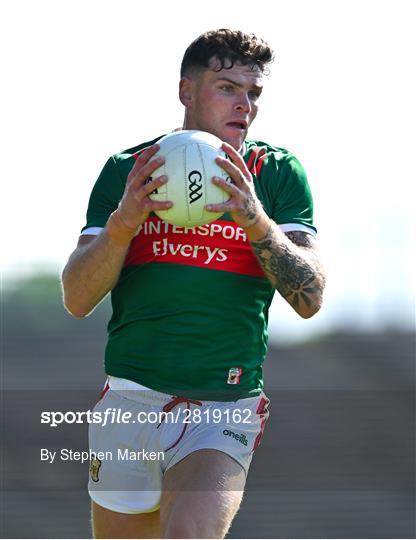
[81, 156, 125, 234]
[271, 153, 316, 235]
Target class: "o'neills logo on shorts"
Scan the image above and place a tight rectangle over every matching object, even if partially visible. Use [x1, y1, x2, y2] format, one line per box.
[123, 216, 266, 277]
[223, 429, 248, 446]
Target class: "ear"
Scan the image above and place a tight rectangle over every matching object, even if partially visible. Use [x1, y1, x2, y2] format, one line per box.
[179, 77, 194, 107]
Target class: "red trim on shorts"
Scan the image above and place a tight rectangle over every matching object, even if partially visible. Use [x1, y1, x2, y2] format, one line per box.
[252, 396, 269, 452]
[157, 396, 203, 451]
[99, 380, 110, 400]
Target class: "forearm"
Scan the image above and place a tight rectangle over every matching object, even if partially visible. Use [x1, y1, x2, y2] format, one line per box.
[62, 145, 172, 318]
[211, 142, 324, 317]
[245, 213, 325, 318]
[61, 212, 136, 317]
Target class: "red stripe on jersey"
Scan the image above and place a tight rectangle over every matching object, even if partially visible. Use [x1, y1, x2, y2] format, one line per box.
[255, 152, 268, 177]
[246, 149, 258, 172]
[247, 148, 267, 176]
[123, 216, 266, 278]
[252, 396, 269, 452]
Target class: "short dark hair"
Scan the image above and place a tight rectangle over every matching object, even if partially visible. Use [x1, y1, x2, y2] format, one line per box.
[180, 29, 274, 77]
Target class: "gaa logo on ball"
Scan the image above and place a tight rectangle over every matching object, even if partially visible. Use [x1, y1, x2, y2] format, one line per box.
[148, 130, 232, 228]
[187, 170, 203, 204]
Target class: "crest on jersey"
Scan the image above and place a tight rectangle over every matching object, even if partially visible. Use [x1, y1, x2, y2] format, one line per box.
[90, 456, 101, 482]
[227, 367, 243, 384]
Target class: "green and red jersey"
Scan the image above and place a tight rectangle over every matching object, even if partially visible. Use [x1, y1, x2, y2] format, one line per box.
[82, 135, 316, 400]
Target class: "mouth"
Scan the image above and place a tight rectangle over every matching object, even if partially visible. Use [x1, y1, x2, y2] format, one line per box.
[226, 120, 248, 131]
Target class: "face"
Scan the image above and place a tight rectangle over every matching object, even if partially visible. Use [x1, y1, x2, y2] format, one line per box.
[180, 59, 264, 151]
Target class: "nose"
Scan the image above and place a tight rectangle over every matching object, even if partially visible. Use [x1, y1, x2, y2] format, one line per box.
[234, 93, 251, 113]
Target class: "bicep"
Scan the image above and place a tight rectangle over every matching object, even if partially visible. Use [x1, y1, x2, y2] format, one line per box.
[76, 234, 99, 248]
[64, 234, 99, 268]
[285, 230, 317, 250]
[284, 230, 325, 281]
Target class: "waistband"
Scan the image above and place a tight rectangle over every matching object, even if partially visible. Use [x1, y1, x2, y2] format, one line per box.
[107, 376, 261, 407]
[108, 376, 217, 407]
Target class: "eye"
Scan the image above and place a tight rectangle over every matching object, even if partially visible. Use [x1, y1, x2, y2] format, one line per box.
[220, 84, 234, 93]
[248, 91, 261, 101]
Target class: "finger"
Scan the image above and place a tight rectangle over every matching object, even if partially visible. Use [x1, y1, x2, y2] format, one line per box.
[215, 156, 246, 187]
[205, 200, 238, 213]
[211, 176, 241, 196]
[141, 174, 168, 196]
[132, 177, 172, 207]
[141, 198, 173, 212]
[128, 156, 165, 189]
[127, 144, 161, 183]
[136, 143, 160, 165]
[221, 142, 251, 180]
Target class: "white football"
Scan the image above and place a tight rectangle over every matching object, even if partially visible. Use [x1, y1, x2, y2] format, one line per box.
[147, 130, 231, 227]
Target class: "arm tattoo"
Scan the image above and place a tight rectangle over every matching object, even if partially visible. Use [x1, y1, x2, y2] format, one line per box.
[242, 192, 261, 228]
[285, 230, 315, 248]
[251, 227, 325, 313]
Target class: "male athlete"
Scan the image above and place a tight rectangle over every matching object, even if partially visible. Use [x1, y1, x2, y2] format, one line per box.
[62, 29, 325, 539]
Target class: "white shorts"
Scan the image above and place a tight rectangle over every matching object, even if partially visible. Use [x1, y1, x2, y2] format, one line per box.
[88, 377, 269, 513]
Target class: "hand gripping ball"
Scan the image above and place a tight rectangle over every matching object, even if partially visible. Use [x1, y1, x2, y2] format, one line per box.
[147, 130, 232, 227]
